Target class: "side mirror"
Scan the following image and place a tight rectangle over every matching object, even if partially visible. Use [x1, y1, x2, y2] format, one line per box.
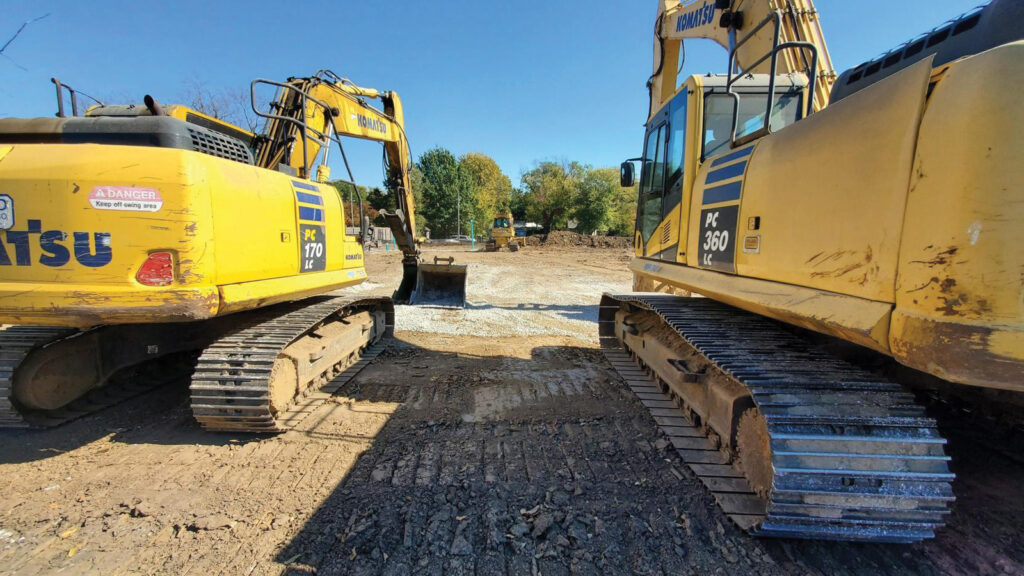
[620, 161, 635, 188]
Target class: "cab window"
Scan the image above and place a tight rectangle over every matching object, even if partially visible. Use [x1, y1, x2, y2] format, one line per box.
[493, 217, 510, 228]
[638, 124, 666, 242]
[665, 97, 687, 208]
[702, 92, 802, 159]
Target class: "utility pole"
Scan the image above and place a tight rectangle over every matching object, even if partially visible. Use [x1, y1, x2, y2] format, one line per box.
[456, 188, 461, 237]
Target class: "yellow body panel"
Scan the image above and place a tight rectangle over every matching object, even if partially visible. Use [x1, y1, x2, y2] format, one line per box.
[0, 143, 366, 327]
[630, 259, 891, 352]
[890, 42, 1024, 391]
[631, 44, 1024, 391]
[730, 57, 933, 302]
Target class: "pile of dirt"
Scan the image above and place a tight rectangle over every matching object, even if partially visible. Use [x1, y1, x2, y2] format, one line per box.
[524, 231, 632, 249]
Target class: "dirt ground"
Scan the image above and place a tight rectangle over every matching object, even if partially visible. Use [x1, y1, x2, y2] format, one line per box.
[1, 244, 1022, 575]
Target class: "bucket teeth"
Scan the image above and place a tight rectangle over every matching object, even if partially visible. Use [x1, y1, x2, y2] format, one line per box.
[599, 293, 954, 543]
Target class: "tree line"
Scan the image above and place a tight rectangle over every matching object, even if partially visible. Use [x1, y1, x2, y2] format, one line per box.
[335, 148, 638, 238]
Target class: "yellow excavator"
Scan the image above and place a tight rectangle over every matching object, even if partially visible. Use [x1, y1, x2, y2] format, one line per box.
[0, 70, 465, 431]
[604, 0, 1023, 542]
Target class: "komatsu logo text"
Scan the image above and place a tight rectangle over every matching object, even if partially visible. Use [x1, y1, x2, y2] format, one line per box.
[353, 113, 387, 135]
[0, 219, 112, 268]
[676, 2, 716, 33]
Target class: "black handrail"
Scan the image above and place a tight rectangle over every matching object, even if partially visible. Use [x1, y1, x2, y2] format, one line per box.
[250, 78, 336, 177]
[51, 78, 78, 118]
[725, 11, 819, 148]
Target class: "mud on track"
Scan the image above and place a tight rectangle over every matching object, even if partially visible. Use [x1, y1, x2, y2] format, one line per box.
[0, 245, 1022, 575]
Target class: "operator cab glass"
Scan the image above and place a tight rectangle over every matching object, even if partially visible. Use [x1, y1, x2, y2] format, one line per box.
[636, 89, 687, 253]
[703, 91, 803, 159]
[638, 124, 666, 243]
[493, 217, 510, 228]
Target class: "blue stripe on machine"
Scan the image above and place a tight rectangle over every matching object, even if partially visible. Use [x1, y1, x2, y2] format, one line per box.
[705, 161, 747, 185]
[296, 192, 323, 206]
[710, 146, 754, 168]
[292, 180, 319, 191]
[703, 181, 743, 205]
[299, 206, 323, 222]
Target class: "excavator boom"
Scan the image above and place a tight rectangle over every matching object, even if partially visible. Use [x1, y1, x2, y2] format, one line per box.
[251, 71, 465, 305]
[651, 0, 836, 120]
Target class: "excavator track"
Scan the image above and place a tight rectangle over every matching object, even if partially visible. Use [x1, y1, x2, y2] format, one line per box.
[0, 327, 76, 427]
[0, 327, 194, 428]
[599, 294, 955, 543]
[189, 295, 393, 433]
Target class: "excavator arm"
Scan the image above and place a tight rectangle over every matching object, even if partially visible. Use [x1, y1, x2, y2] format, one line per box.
[252, 72, 417, 254]
[650, 0, 836, 121]
[251, 71, 465, 305]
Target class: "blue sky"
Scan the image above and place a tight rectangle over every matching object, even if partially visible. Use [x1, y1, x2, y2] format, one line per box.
[2, 0, 980, 188]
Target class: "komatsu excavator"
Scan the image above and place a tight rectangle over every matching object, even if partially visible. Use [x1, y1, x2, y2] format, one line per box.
[603, 0, 1023, 542]
[0, 70, 465, 432]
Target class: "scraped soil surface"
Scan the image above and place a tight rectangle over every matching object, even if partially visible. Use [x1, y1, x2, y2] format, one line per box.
[523, 231, 633, 249]
[1, 245, 1022, 575]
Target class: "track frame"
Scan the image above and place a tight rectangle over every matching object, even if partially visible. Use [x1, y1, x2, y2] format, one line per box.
[600, 293, 955, 542]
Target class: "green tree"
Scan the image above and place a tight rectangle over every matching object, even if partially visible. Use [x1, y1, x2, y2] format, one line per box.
[572, 167, 621, 234]
[520, 161, 582, 231]
[416, 147, 474, 237]
[460, 153, 513, 231]
[331, 181, 372, 229]
[509, 187, 529, 222]
[365, 186, 394, 212]
[607, 179, 639, 237]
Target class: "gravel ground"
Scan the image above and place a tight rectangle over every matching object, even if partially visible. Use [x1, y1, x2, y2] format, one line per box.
[0, 244, 1021, 575]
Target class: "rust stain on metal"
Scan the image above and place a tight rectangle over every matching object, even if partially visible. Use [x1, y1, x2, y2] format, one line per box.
[893, 317, 1022, 391]
[910, 246, 958, 267]
[809, 247, 877, 284]
[805, 251, 825, 264]
[906, 276, 940, 294]
[46, 290, 219, 327]
[933, 277, 993, 317]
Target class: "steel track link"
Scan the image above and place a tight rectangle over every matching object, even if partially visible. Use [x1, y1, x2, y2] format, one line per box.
[599, 293, 955, 543]
[189, 296, 393, 433]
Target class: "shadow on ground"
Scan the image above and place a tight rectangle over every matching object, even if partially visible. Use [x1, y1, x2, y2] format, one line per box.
[0, 375, 267, 465]
[1, 335, 1021, 576]
[271, 338, 1024, 576]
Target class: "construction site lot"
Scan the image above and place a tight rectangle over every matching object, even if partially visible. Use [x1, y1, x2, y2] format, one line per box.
[0, 243, 1021, 576]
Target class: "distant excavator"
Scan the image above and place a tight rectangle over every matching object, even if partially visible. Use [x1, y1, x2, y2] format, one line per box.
[604, 0, 1023, 542]
[0, 70, 466, 431]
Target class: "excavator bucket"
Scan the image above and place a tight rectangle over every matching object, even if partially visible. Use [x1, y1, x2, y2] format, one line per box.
[409, 257, 467, 306]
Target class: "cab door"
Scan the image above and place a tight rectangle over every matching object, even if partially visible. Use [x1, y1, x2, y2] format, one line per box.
[661, 92, 688, 261]
[636, 92, 689, 262]
[636, 108, 668, 259]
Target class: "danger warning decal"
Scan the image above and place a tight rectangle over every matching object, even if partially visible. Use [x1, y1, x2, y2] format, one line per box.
[89, 186, 163, 212]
